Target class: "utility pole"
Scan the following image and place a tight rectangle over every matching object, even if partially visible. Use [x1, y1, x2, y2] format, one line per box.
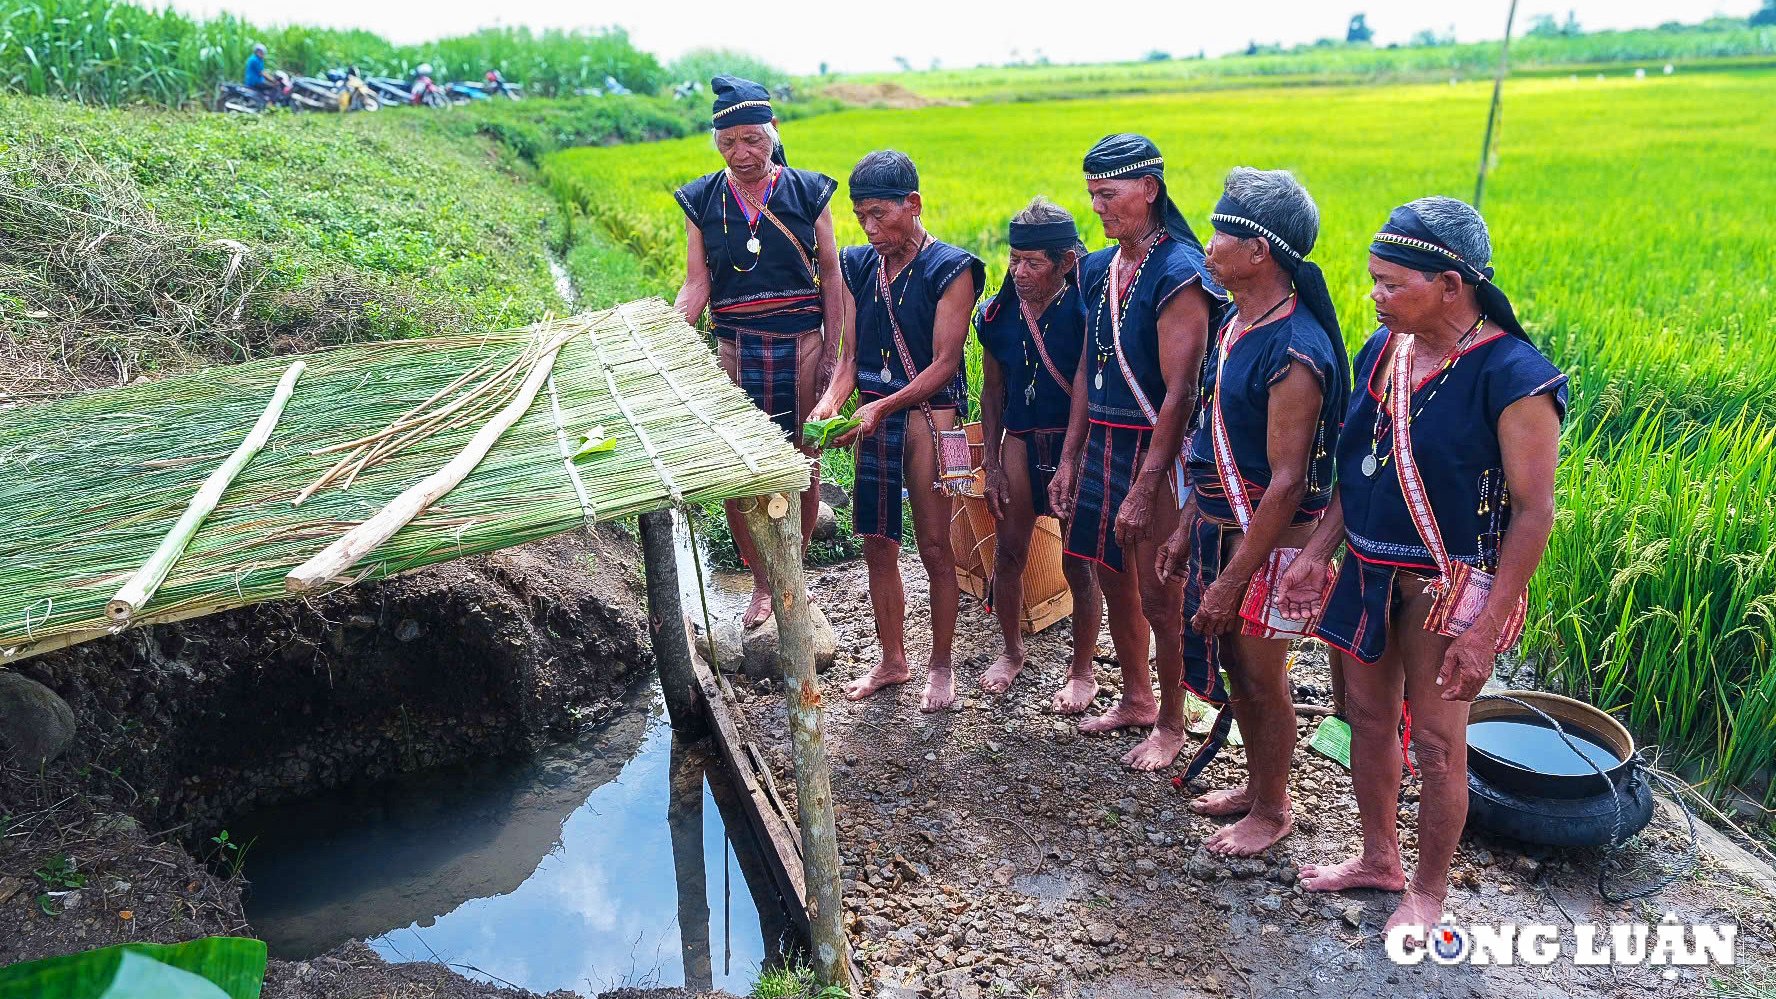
[1474, 0, 1521, 210]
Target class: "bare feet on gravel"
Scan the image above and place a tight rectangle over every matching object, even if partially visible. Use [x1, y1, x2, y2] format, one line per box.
[1050, 676, 1101, 715]
[742, 587, 774, 629]
[1120, 723, 1187, 770]
[1298, 854, 1407, 893]
[1384, 886, 1449, 944]
[844, 659, 910, 701]
[979, 651, 1025, 695]
[1189, 784, 1252, 817]
[921, 662, 957, 712]
[1204, 807, 1294, 856]
[1078, 698, 1158, 734]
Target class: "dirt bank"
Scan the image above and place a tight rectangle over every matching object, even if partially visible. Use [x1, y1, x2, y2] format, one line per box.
[0, 527, 666, 998]
[733, 553, 1776, 998]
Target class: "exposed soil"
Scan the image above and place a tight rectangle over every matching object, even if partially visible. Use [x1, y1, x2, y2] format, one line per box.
[0, 527, 672, 999]
[819, 82, 953, 109]
[730, 552, 1776, 998]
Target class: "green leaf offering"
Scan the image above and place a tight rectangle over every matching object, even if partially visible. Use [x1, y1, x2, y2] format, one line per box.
[803, 415, 860, 449]
[0, 937, 268, 999]
[573, 427, 617, 460]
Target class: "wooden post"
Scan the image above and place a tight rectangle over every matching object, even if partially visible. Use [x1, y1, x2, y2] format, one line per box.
[1473, 0, 1520, 211]
[668, 735, 714, 991]
[640, 509, 705, 736]
[737, 492, 851, 987]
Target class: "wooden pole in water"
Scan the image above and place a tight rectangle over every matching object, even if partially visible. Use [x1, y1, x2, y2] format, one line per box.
[1473, 0, 1520, 211]
[737, 492, 851, 987]
[640, 509, 705, 736]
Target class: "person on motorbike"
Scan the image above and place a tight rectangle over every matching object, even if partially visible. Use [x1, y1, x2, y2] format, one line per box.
[409, 63, 435, 103]
[245, 44, 276, 99]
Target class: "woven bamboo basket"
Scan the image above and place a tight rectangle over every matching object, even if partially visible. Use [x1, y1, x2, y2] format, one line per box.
[948, 422, 1073, 633]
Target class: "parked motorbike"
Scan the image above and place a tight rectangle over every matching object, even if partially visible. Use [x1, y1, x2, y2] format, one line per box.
[215, 70, 292, 113]
[329, 67, 380, 112]
[364, 76, 412, 106]
[445, 80, 490, 105]
[483, 70, 523, 100]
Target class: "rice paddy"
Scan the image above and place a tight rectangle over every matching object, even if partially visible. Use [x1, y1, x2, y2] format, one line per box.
[547, 70, 1776, 807]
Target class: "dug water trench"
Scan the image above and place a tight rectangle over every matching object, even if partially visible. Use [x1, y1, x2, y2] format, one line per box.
[233, 517, 798, 994]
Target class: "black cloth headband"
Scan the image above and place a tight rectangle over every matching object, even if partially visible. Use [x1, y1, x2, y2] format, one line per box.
[1208, 193, 1345, 371]
[1081, 133, 1203, 253]
[1209, 193, 1303, 267]
[1008, 218, 1080, 251]
[848, 184, 915, 203]
[1370, 204, 1528, 341]
[710, 74, 773, 126]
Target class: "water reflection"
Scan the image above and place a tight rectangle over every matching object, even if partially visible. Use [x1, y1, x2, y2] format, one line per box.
[238, 690, 790, 994]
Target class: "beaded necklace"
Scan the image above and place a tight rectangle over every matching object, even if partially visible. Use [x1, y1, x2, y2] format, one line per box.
[1362, 317, 1485, 478]
[720, 166, 780, 272]
[875, 231, 933, 383]
[1017, 283, 1069, 405]
[1091, 227, 1163, 392]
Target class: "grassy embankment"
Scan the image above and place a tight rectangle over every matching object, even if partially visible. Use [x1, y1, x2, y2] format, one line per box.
[547, 70, 1776, 809]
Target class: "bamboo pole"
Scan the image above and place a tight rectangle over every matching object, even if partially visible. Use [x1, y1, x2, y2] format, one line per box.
[737, 492, 851, 987]
[106, 360, 306, 622]
[640, 508, 705, 735]
[1474, 0, 1520, 211]
[284, 331, 573, 593]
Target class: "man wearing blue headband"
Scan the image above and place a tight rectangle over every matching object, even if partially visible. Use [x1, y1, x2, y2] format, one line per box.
[1050, 133, 1228, 771]
[808, 150, 984, 713]
[972, 197, 1104, 710]
[673, 75, 841, 629]
[1275, 196, 1565, 940]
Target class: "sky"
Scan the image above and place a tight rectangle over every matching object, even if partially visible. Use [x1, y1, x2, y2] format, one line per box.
[165, 0, 1761, 75]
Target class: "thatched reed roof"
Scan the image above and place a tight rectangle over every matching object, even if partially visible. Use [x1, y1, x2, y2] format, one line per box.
[0, 299, 809, 661]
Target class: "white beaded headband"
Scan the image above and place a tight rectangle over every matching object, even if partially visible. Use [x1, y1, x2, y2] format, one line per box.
[1084, 156, 1164, 181]
[1210, 213, 1303, 260]
[713, 99, 772, 120]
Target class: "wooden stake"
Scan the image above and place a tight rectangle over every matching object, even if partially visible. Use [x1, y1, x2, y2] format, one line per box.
[284, 330, 573, 593]
[737, 493, 851, 987]
[107, 360, 306, 622]
[640, 508, 705, 735]
[1474, 0, 1520, 211]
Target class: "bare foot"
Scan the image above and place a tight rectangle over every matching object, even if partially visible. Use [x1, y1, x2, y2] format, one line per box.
[1204, 807, 1294, 857]
[1078, 698, 1158, 734]
[1384, 886, 1450, 948]
[1121, 723, 1187, 771]
[742, 586, 773, 629]
[920, 664, 957, 713]
[1050, 676, 1101, 715]
[1298, 854, 1407, 893]
[979, 651, 1025, 695]
[1189, 784, 1252, 817]
[844, 661, 910, 701]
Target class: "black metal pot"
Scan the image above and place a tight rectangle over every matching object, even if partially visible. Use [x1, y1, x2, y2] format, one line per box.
[1467, 691, 1635, 800]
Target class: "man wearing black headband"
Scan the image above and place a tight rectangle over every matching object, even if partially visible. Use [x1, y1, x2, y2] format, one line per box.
[808, 150, 984, 713]
[1275, 196, 1565, 939]
[673, 75, 842, 630]
[972, 196, 1104, 710]
[1050, 133, 1228, 771]
[1154, 167, 1351, 856]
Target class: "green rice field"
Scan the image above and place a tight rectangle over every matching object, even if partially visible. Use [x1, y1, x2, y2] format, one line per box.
[547, 69, 1776, 807]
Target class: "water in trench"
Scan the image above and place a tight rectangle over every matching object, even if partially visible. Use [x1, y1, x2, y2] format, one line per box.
[237, 519, 784, 994]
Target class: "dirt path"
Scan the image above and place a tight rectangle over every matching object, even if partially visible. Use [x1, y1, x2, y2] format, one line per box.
[729, 552, 1776, 999]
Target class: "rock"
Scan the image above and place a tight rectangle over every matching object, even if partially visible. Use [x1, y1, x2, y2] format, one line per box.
[395, 618, 422, 642]
[0, 671, 76, 765]
[1512, 855, 1544, 879]
[1255, 894, 1284, 913]
[1085, 922, 1115, 946]
[814, 502, 839, 542]
[820, 480, 851, 509]
[1342, 905, 1364, 928]
[741, 605, 837, 678]
[687, 614, 745, 672]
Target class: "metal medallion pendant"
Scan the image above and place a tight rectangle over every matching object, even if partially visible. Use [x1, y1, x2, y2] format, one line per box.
[1025, 383, 1037, 405]
[746, 237, 761, 255]
[1094, 368, 1104, 391]
[880, 364, 893, 383]
[1361, 453, 1378, 478]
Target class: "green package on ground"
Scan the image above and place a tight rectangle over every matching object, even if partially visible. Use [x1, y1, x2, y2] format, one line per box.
[1309, 714, 1352, 769]
[803, 415, 861, 449]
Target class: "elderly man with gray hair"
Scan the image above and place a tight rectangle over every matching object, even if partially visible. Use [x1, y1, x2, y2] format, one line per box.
[1276, 196, 1565, 940]
[1156, 167, 1350, 857]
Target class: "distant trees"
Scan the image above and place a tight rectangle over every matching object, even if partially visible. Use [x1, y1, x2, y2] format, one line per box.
[1145, 50, 1172, 61]
[1752, 0, 1776, 27]
[1410, 26, 1456, 47]
[1347, 14, 1374, 44]
[1527, 11, 1583, 38]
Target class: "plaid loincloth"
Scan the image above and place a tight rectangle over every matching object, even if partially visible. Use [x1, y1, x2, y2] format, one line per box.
[852, 397, 911, 541]
[1062, 422, 1150, 573]
[713, 305, 821, 442]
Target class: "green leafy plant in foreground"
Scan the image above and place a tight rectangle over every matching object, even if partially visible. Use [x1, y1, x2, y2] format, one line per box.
[751, 962, 848, 999]
[0, 937, 267, 999]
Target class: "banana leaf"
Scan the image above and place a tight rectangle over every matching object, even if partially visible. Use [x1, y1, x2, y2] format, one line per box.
[0, 937, 267, 999]
[803, 415, 861, 450]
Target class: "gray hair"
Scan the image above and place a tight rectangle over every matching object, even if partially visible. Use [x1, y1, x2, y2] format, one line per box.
[1406, 195, 1492, 271]
[710, 121, 780, 149]
[1222, 167, 1319, 258]
[1011, 195, 1087, 261]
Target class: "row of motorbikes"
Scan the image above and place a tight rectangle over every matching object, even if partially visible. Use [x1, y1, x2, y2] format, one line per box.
[216, 67, 522, 115]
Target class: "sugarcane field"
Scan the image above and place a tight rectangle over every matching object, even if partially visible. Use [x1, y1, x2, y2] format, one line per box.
[2, 1, 1775, 998]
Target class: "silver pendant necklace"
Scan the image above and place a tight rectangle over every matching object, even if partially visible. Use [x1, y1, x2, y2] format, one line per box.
[1361, 453, 1378, 478]
[746, 236, 761, 255]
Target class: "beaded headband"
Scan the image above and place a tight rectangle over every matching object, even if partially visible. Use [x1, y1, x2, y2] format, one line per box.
[1084, 157, 1164, 181]
[1210, 213, 1302, 261]
[713, 99, 772, 121]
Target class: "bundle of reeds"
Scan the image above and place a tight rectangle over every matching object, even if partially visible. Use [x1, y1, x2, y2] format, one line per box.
[0, 299, 808, 660]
